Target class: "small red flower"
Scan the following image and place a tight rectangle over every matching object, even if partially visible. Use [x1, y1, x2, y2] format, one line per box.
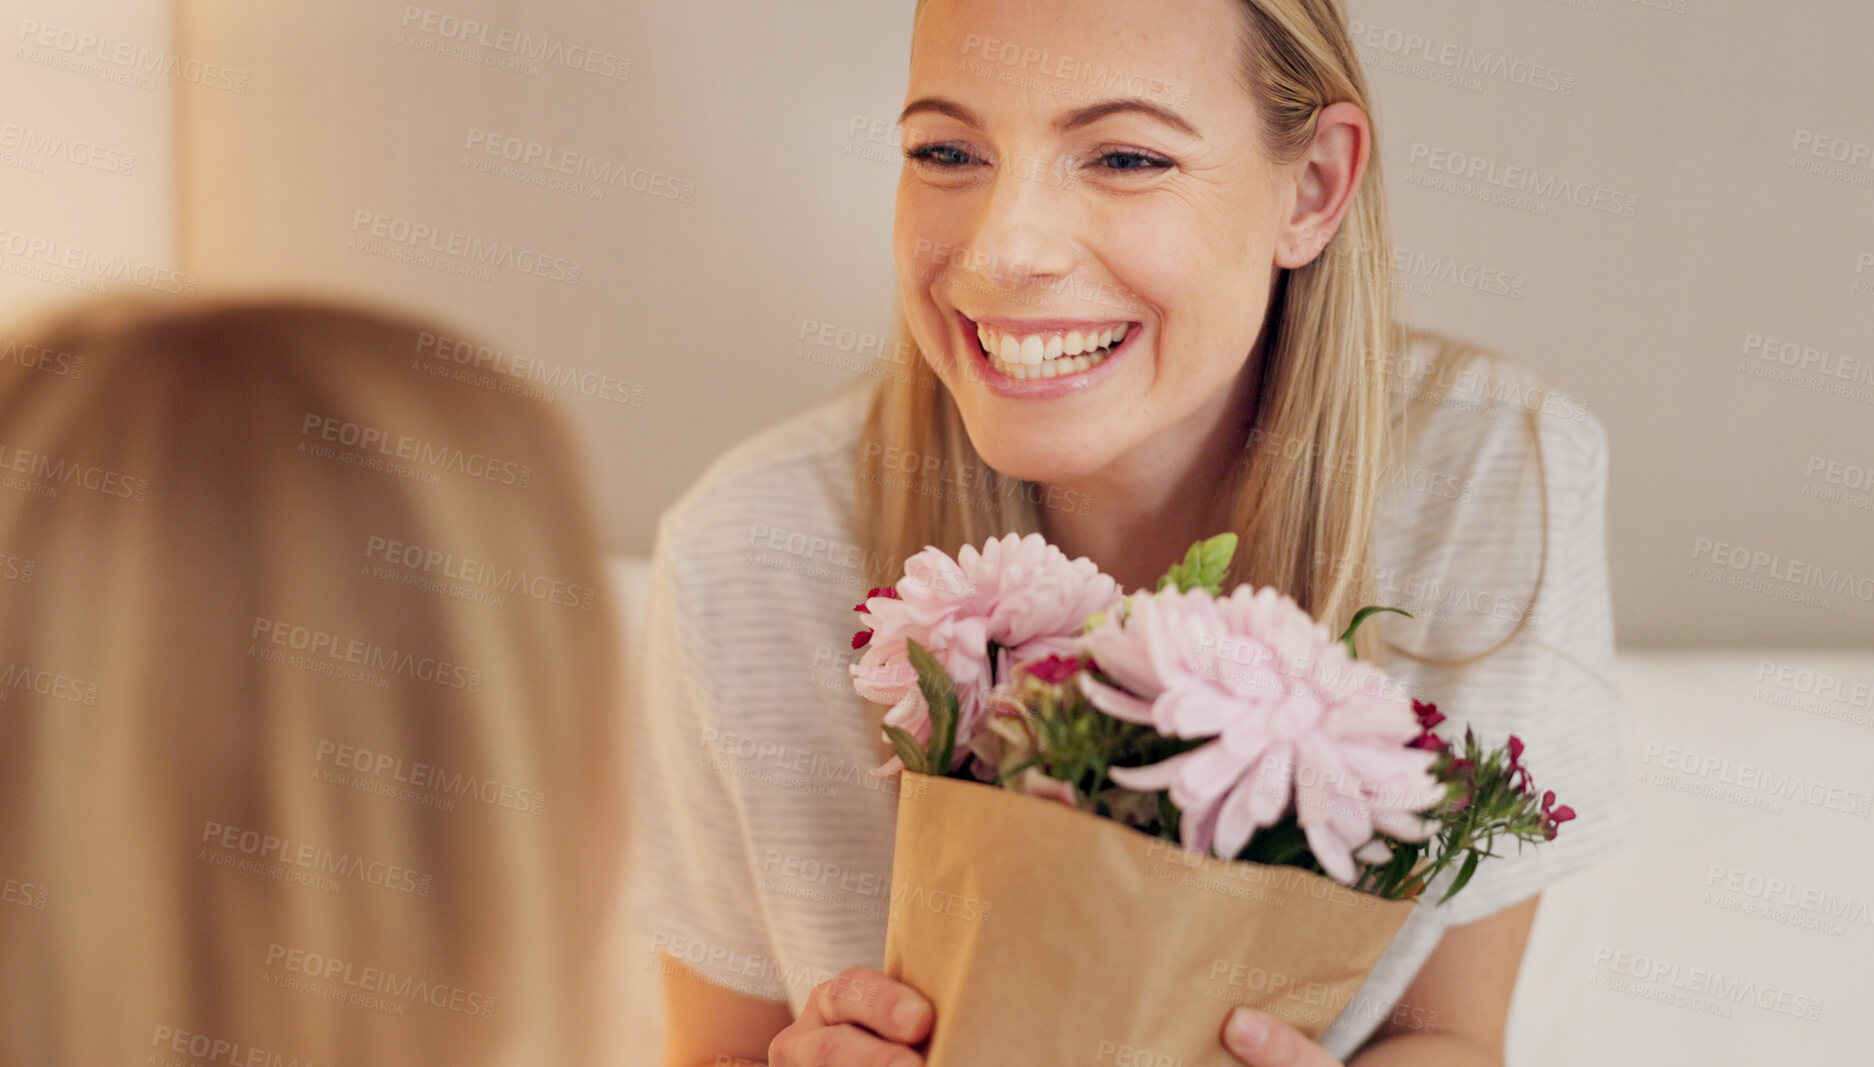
[1539, 789, 1576, 839]
[850, 587, 900, 650]
[1411, 699, 1446, 731]
[1023, 654, 1085, 684]
[853, 587, 899, 613]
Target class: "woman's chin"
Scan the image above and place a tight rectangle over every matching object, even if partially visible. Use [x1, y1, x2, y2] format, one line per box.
[967, 437, 1112, 489]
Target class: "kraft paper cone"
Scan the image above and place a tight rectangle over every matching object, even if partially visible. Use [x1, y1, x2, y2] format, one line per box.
[883, 771, 1420, 1065]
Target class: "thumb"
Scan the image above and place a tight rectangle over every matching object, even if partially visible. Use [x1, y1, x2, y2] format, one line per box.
[1222, 1007, 1340, 1066]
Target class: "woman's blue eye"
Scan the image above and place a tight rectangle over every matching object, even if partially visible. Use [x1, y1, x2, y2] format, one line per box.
[1099, 151, 1170, 172]
[905, 144, 974, 167]
[902, 144, 1172, 174]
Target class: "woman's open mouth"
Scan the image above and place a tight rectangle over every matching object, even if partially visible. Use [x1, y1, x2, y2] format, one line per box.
[955, 311, 1140, 396]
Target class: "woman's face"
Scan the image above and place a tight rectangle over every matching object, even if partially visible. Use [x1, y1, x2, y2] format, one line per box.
[894, 0, 1298, 487]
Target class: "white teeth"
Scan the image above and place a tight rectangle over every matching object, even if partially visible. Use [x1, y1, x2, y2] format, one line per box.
[985, 341, 1114, 380]
[973, 319, 1135, 381]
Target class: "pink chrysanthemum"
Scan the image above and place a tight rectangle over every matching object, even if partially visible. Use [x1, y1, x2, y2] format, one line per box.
[1080, 585, 1445, 883]
[851, 532, 1122, 775]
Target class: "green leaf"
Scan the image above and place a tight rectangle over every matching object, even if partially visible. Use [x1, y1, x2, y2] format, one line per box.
[1337, 605, 1413, 659]
[1156, 533, 1239, 595]
[1437, 849, 1482, 905]
[883, 725, 929, 775]
[906, 639, 960, 773]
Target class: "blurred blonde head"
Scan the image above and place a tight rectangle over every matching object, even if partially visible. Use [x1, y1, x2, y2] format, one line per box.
[0, 293, 620, 1066]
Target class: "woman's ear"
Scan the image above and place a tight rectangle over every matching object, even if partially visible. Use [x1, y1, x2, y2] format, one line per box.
[1273, 101, 1372, 269]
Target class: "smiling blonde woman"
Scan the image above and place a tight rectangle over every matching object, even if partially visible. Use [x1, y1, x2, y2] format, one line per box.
[629, 1, 1636, 1064]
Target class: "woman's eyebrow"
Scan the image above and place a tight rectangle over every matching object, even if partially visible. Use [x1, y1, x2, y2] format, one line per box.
[898, 95, 1201, 139]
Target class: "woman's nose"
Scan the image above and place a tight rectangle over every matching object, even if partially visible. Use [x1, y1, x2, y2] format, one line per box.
[959, 160, 1079, 290]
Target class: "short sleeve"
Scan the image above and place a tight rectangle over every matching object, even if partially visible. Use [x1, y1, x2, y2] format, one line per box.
[621, 504, 789, 1002]
[1415, 408, 1640, 928]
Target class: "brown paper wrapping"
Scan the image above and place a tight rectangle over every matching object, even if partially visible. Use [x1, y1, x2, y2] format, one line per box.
[883, 771, 1420, 1065]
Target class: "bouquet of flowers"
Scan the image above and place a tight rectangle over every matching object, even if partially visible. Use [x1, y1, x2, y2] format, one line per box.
[851, 532, 1574, 1063]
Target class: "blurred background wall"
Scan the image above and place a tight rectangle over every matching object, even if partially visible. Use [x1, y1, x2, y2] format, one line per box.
[4, 0, 1870, 645]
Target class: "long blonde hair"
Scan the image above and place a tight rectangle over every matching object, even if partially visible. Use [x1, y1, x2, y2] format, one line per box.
[0, 294, 620, 1065]
[858, 0, 1552, 672]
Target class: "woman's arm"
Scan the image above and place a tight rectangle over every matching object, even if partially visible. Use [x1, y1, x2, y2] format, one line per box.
[1347, 894, 1541, 1067]
[659, 953, 792, 1067]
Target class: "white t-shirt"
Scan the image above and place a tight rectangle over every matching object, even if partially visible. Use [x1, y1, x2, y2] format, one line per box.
[623, 354, 1638, 1061]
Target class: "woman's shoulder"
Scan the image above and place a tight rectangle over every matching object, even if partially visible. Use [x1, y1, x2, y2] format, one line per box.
[656, 382, 872, 549]
[1374, 330, 1611, 656]
[1388, 328, 1606, 526]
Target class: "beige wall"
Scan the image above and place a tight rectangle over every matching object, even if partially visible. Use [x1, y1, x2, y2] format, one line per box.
[14, 0, 1874, 647]
[0, 4, 179, 323]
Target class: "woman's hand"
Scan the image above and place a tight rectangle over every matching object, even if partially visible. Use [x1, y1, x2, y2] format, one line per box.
[767, 966, 932, 1066]
[1222, 1007, 1345, 1067]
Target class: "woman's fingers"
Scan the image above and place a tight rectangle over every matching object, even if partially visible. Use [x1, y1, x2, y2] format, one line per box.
[804, 966, 932, 1043]
[768, 966, 931, 1066]
[768, 1022, 924, 1067]
[1221, 1007, 1344, 1067]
